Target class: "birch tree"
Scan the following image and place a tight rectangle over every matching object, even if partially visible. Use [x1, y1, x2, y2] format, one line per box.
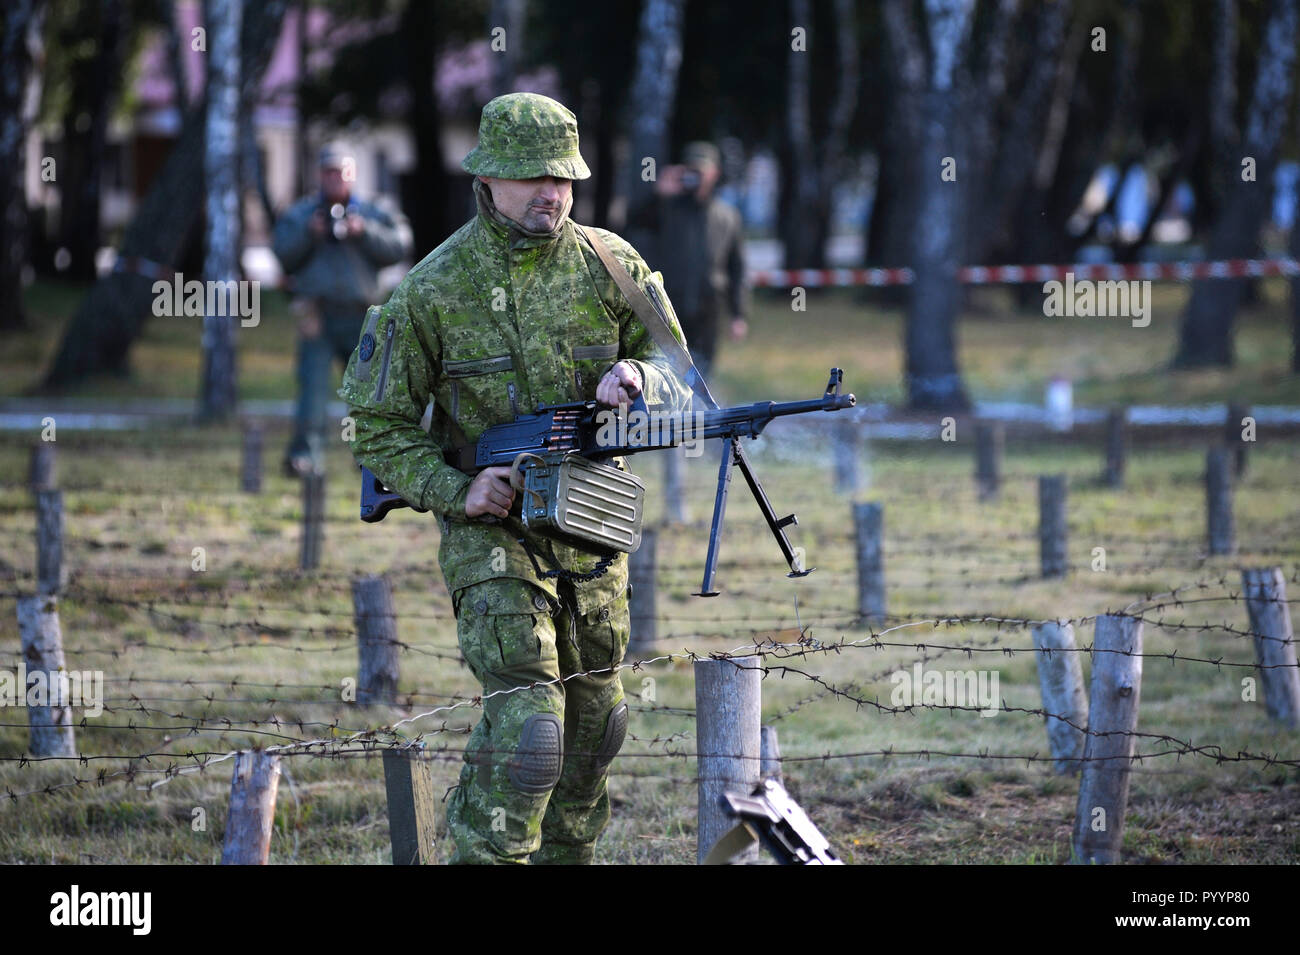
[621, 0, 685, 259]
[198, 0, 243, 421]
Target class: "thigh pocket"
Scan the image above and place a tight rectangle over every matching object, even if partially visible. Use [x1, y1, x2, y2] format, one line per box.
[454, 580, 559, 682]
[577, 592, 630, 673]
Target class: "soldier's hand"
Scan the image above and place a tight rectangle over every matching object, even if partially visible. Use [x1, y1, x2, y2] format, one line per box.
[309, 211, 327, 238]
[730, 316, 749, 341]
[597, 361, 642, 408]
[345, 214, 366, 237]
[465, 466, 515, 519]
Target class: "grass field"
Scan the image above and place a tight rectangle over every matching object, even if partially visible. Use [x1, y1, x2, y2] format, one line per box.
[6, 275, 1300, 407]
[0, 278, 1296, 864]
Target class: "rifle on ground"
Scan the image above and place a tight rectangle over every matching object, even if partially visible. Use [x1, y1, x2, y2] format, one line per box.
[704, 777, 844, 865]
[359, 368, 855, 595]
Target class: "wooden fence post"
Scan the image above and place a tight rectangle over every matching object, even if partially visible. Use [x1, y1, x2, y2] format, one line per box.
[760, 724, 782, 782]
[1071, 614, 1143, 864]
[1038, 475, 1068, 578]
[383, 748, 438, 864]
[974, 421, 1002, 500]
[628, 528, 657, 653]
[696, 655, 762, 864]
[241, 422, 262, 493]
[1103, 409, 1126, 488]
[833, 418, 862, 495]
[17, 595, 76, 757]
[36, 489, 64, 595]
[853, 502, 885, 624]
[300, 471, 325, 570]
[1225, 401, 1249, 477]
[1206, 447, 1235, 556]
[353, 575, 400, 705]
[1241, 567, 1300, 729]
[1031, 621, 1087, 774]
[221, 750, 281, 864]
[29, 443, 57, 492]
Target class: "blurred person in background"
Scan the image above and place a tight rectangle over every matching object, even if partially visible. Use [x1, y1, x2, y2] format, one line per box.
[272, 141, 412, 476]
[651, 141, 748, 383]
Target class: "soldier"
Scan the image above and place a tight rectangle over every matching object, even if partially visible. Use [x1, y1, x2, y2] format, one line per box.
[273, 142, 413, 476]
[651, 141, 749, 382]
[338, 93, 694, 864]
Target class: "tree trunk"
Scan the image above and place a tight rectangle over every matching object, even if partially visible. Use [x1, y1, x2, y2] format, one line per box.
[866, 0, 926, 306]
[1207, 0, 1239, 221]
[782, 0, 820, 269]
[961, 0, 1016, 264]
[39, 0, 287, 388]
[620, 0, 685, 255]
[905, 0, 975, 411]
[1174, 0, 1297, 368]
[198, 0, 243, 422]
[973, 0, 1072, 264]
[783, 0, 858, 271]
[164, 0, 191, 114]
[591, 82, 616, 229]
[57, 0, 126, 283]
[1011, 20, 1087, 306]
[0, 0, 47, 332]
[489, 0, 525, 98]
[1291, 166, 1300, 372]
[400, 0, 448, 255]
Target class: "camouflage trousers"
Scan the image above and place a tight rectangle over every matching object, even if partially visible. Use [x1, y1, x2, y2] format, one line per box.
[446, 576, 630, 864]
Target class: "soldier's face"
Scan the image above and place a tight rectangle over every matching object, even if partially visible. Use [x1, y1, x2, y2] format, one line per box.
[481, 175, 572, 232]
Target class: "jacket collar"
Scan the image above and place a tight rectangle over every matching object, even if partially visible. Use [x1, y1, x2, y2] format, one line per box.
[473, 177, 573, 251]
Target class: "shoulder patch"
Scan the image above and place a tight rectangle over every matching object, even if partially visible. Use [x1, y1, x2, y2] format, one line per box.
[354, 306, 382, 382]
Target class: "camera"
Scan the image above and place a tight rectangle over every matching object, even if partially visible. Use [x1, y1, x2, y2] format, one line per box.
[321, 201, 349, 242]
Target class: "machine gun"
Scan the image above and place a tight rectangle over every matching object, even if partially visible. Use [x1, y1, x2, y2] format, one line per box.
[704, 777, 844, 865]
[359, 368, 855, 596]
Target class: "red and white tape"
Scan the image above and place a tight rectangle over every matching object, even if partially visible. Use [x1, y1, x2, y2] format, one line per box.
[749, 257, 1300, 288]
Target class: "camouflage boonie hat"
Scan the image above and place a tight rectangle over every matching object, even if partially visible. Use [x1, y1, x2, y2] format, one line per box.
[461, 92, 591, 181]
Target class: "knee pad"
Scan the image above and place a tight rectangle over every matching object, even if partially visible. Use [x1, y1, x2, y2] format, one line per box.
[508, 713, 563, 794]
[593, 701, 628, 775]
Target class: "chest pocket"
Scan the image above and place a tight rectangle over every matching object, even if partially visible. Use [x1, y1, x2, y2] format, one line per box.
[441, 353, 519, 431]
[570, 342, 619, 399]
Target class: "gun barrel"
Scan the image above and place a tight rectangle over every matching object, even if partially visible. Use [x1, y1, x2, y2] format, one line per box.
[695, 391, 856, 439]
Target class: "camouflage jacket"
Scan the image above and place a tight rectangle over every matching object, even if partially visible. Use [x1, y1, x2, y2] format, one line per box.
[272, 193, 412, 304]
[339, 179, 693, 614]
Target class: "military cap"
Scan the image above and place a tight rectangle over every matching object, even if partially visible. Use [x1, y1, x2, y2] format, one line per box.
[461, 92, 591, 181]
[682, 141, 720, 170]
